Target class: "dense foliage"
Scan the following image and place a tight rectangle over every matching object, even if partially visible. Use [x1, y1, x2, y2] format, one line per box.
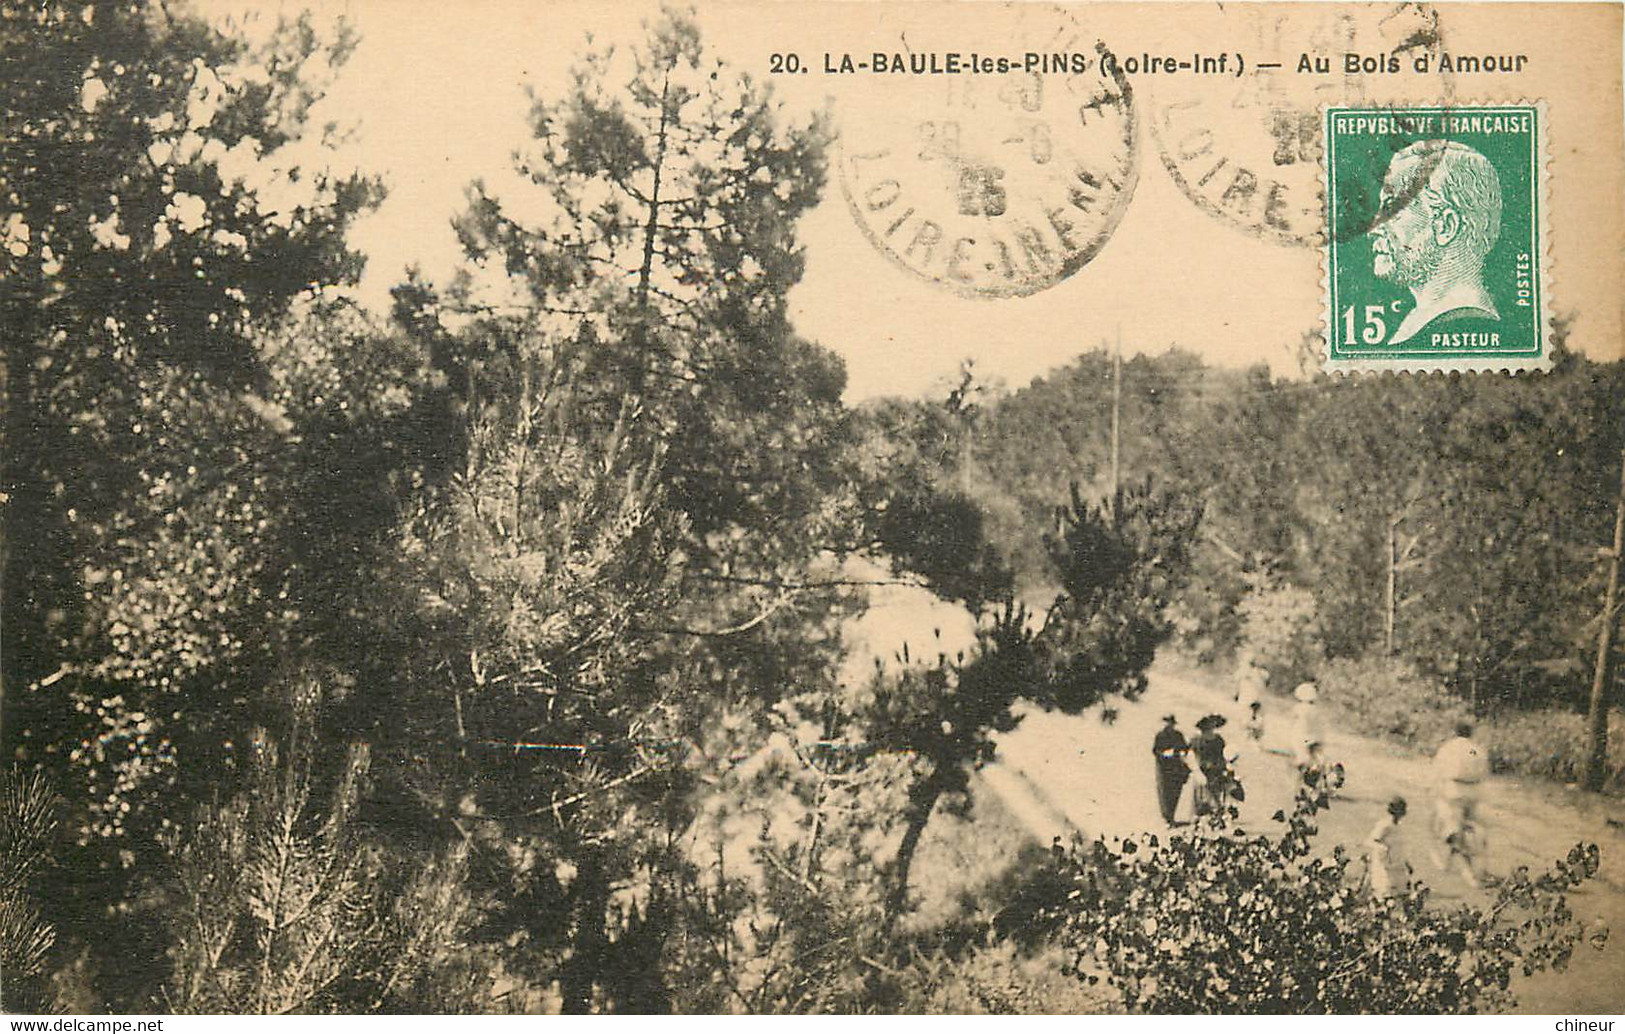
[1, 0, 402, 1006]
[164, 700, 485, 1013]
[965, 344, 1625, 718]
[1045, 786, 1605, 1013]
[2, 0, 380, 753]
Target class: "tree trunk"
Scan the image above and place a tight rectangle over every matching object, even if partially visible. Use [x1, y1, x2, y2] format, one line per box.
[608, 894, 673, 1013]
[629, 70, 673, 400]
[1, 268, 61, 723]
[885, 765, 951, 921]
[1109, 332, 1121, 528]
[561, 853, 611, 1014]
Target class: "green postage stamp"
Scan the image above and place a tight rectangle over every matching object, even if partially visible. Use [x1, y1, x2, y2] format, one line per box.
[1323, 104, 1549, 373]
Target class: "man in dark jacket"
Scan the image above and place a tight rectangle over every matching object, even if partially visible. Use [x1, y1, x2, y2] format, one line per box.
[1152, 715, 1190, 826]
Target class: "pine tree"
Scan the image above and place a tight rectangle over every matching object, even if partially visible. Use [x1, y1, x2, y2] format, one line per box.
[866, 481, 1201, 919]
[165, 684, 483, 1014]
[370, 10, 859, 1009]
[0, 770, 59, 1012]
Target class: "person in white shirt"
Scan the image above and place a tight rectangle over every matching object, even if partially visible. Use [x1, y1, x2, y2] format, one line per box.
[1432, 720, 1490, 887]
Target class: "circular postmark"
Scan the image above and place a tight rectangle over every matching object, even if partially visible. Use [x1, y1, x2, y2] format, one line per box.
[837, 9, 1137, 298]
[1148, 4, 1454, 246]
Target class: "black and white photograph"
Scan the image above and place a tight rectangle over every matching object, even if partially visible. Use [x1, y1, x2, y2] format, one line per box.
[3, 0, 1623, 1017]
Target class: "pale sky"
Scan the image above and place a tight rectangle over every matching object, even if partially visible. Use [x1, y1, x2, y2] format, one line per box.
[240, 0, 1623, 400]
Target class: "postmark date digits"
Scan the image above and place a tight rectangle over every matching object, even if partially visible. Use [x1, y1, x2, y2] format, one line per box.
[917, 120, 961, 161]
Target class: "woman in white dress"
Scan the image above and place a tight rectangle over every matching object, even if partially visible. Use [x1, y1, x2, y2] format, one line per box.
[1291, 681, 1324, 770]
[1235, 653, 1266, 740]
[1366, 796, 1408, 897]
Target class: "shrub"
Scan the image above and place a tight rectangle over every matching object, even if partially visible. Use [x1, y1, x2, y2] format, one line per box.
[1318, 655, 1469, 749]
[1484, 709, 1625, 790]
[1168, 547, 1252, 664]
[1044, 785, 1605, 1013]
[165, 716, 489, 1014]
[885, 941, 1119, 1014]
[1316, 654, 1625, 794]
[1237, 582, 1323, 692]
[667, 692, 912, 1014]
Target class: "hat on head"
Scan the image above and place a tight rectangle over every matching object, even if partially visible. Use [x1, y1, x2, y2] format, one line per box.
[1294, 682, 1319, 703]
[1196, 713, 1227, 731]
[1162, 714, 1178, 723]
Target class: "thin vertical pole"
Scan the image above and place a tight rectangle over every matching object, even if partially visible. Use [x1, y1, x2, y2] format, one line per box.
[1109, 328, 1121, 527]
[1581, 449, 1625, 791]
[1385, 515, 1399, 656]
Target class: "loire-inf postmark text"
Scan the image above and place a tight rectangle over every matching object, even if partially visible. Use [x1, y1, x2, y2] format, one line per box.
[1323, 104, 1549, 373]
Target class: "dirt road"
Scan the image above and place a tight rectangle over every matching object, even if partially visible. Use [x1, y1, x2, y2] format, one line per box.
[842, 582, 1621, 1011]
[977, 658, 1625, 1013]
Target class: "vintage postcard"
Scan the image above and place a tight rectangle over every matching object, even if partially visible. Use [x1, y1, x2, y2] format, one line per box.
[2, 0, 1622, 1019]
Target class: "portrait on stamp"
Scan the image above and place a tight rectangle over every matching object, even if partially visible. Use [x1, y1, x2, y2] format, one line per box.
[1323, 105, 1547, 372]
[1369, 139, 1503, 346]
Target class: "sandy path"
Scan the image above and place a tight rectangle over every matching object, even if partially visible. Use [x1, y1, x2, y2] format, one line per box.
[840, 584, 1622, 1011]
[980, 658, 1625, 1014]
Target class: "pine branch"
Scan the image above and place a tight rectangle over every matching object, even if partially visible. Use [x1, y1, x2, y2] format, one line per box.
[525, 764, 658, 817]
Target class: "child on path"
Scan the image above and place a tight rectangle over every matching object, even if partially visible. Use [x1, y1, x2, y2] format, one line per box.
[1366, 796, 1408, 897]
[1235, 652, 1267, 741]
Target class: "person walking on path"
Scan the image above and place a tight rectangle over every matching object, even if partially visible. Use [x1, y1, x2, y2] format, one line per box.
[1235, 652, 1267, 741]
[1365, 796, 1409, 898]
[1152, 714, 1191, 826]
[1432, 720, 1490, 887]
[1291, 681, 1325, 772]
[1189, 714, 1239, 817]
